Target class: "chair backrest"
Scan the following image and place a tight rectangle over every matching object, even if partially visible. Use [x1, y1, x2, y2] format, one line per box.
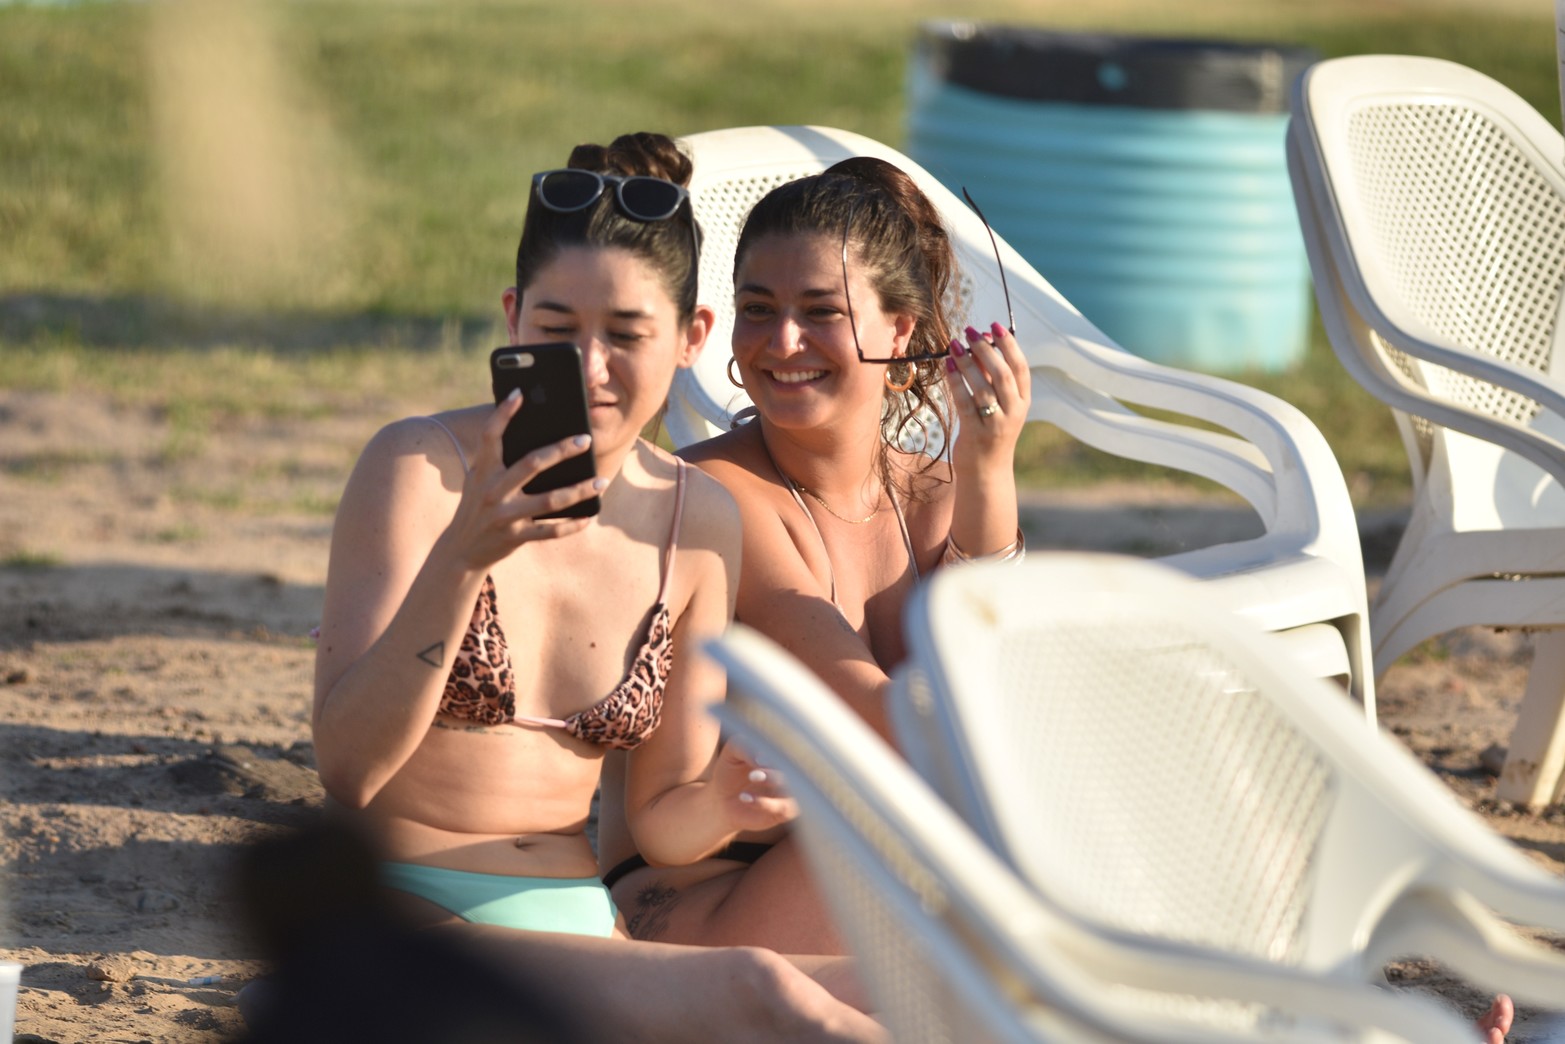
[1288, 55, 1565, 500]
[710, 624, 1478, 1043]
[706, 628, 1112, 1044]
[898, 553, 1557, 977]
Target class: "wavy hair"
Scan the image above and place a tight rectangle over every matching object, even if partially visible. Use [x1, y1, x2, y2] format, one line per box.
[733, 157, 962, 498]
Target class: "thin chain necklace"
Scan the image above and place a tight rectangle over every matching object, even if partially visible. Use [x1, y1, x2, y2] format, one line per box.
[790, 479, 883, 525]
[759, 436, 883, 525]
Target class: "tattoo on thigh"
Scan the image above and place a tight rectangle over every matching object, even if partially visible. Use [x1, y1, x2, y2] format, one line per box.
[416, 641, 446, 668]
[625, 880, 682, 941]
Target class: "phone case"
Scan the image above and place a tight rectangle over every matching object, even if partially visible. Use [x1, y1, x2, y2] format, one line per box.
[489, 343, 600, 519]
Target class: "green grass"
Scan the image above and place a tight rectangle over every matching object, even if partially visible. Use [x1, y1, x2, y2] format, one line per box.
[2, 0, 1557, 503]
[0, 549, 64, 570]
[0, 340, 486, 418]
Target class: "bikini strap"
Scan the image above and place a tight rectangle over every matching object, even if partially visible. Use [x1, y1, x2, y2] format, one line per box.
[419, 415, 470, 473]
[656, 459, 687, 604]
[780, 475, 840, 610]
[890, 488, 919, 582]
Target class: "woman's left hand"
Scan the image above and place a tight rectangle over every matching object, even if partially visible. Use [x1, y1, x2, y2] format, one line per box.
[944, 322, 1031, 474]
[713, 738, 797, 834]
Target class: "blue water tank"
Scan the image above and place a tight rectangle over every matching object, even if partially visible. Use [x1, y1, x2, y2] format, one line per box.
[907, 23, 1317, 373]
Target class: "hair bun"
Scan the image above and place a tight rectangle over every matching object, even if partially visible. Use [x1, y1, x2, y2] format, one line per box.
[567, 132, 692, 188]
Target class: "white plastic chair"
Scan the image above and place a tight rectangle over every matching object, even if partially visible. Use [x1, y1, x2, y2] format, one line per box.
[1287, 55, 1565, 806]
[897, 552, 1565, 1013]
[676, 124, 1375, 717]
[708, 625, 1481, 1043]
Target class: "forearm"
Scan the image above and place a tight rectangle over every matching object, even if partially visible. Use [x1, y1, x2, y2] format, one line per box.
[314, 540, 486, 805]
[948, 459, 1020, 558]
[630, 779, 747, 867]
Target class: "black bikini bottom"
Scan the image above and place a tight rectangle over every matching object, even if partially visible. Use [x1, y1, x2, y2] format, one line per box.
[601, 841, 775, 891]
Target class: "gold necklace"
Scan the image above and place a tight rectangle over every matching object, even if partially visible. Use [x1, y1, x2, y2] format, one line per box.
[758, 434, 884, 524]
[790, 478, 882, 525]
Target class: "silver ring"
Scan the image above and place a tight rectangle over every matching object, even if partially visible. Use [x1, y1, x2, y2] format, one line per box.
[977, 402, 1001, 418]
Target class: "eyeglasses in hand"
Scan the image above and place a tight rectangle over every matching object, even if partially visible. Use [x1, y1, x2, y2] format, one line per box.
[842, 187, 1015, 365]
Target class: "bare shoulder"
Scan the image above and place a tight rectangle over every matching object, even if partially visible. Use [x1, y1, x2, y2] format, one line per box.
[680, 465, 743, 557]
[372, 406, 487, 465]
[642, 442, 741, 555]
[677, 425, 773, 502]
[337, 409, 481, 526]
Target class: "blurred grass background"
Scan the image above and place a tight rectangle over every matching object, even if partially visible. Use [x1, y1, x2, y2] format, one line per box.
[0, 0, 1557, 506]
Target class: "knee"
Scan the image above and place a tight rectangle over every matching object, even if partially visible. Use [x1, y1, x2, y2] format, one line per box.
[719, 947, 859, 1038]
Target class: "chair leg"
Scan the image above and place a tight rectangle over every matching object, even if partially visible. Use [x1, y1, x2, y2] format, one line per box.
[1497, 630, 1565, 808]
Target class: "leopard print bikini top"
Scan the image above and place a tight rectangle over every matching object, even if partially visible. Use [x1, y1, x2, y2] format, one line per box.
[423, 416, 683, 751]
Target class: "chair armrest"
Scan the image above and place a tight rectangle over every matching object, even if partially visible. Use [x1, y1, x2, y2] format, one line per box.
[1372, 890, 1565, 1011]
[1353, 322, 1565, 487]
[1030, 330, 1361, 575]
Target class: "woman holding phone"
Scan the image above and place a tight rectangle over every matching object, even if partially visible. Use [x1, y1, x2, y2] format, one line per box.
[603, 157, 1031, 954]
[310, 132, 882, 1041]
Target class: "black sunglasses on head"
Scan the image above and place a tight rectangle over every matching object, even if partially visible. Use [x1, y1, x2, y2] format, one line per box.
[842, 187, 1016, 365]
[531, 169, 690, 222]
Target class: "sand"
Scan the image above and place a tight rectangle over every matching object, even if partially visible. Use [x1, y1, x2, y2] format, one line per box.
[1, 384, 1563, 1042]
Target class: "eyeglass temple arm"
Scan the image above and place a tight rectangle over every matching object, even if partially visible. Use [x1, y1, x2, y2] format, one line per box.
[961, 187, 1016, 337]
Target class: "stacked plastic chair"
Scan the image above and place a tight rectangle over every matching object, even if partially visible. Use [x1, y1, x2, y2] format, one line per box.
[894, 553, 1565, 1019]
[1287, 55, 1565, 805]
[676, 124, 1374, 716]
[708, 622, 1485, 1042]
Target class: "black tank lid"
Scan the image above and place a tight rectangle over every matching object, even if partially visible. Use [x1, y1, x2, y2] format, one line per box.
[918, 21, 1317, 114]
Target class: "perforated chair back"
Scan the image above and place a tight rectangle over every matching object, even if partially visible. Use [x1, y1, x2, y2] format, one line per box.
[1306, 62, 1565, 426]
[900, 553, 1565, 1005]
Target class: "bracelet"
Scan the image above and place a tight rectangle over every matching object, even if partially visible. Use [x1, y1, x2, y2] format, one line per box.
[942, 527, 1026, 567]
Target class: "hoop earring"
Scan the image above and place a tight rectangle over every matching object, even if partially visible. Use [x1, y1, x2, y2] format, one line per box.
[727, 357, 746, 389]
[885, 361, 916, 393]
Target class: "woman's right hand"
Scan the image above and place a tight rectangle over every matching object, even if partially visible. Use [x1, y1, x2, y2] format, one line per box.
[439, 390, 606, 572]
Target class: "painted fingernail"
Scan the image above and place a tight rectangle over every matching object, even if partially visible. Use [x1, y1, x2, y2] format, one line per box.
[748, 769, 768, 784]
[950, 338, 967, 358]
[506, 388, 521, 401]
[592, 477, 609, 491]
[944, 357, 957, 373]
[573, 434, 591, 448]
[992, 321, 1009, 341]
[738, 792, 755, 804]
[965, 325, 983, 341]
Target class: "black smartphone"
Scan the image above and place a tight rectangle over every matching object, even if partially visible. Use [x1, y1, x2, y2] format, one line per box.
[489, 343, 600, 520]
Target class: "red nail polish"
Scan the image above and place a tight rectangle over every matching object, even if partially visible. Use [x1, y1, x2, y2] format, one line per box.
[991, 321, 1008, 341]
[965, 325, 982, 341]
[950, 338, 966, 358]
[945, 357, 957, 373]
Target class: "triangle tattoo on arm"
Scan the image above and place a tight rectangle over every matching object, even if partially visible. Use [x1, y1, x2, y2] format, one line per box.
[416, 641, 445, 669]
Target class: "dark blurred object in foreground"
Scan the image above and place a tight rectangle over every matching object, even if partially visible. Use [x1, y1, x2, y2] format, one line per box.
[232, 819, 590, 1044]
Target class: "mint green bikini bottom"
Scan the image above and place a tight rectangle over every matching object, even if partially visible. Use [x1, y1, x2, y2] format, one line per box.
[382, 862, 619, 937]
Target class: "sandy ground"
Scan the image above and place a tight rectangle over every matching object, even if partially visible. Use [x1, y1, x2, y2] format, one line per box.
[2, 385, 1564, 1042]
